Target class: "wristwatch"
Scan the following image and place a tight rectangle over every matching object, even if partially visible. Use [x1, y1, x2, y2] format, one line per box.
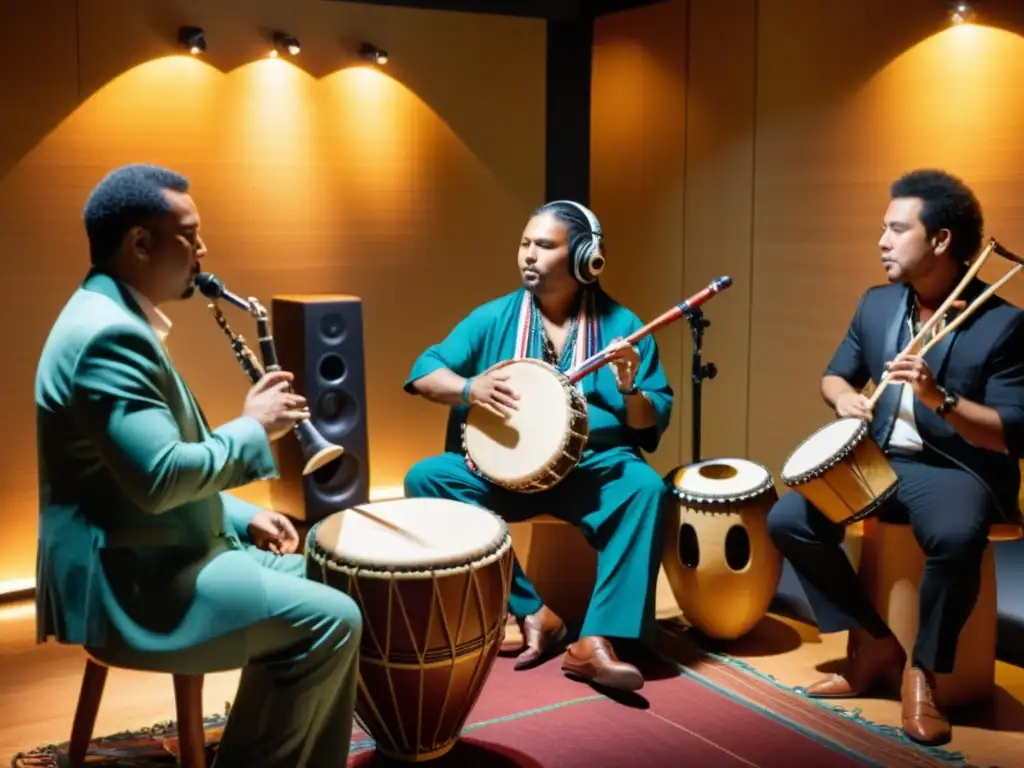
[935, 386, 959, 416]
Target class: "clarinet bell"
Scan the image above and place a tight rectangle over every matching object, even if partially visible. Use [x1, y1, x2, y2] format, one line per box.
[295, 419, 345, 476]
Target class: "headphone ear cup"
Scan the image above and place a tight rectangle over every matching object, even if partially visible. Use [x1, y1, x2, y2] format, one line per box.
[574, 239, 604, 284]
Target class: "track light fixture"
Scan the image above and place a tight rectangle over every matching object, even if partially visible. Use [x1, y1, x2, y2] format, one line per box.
[948, 1, 976, 24]
[359, 43, 388, 65]
[272, 31, 301, 57]
[178, 26, 205, 55]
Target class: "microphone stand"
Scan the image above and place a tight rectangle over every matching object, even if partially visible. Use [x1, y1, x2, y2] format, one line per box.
[688, 308, 717, 463]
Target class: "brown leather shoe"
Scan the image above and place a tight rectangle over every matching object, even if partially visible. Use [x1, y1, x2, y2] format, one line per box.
[561, 636, 644, 691]
[805, 628, 906, 698]
[901, 667, 951, 745]
[514, 606, 567, 669]
[500, 613, 524, 654]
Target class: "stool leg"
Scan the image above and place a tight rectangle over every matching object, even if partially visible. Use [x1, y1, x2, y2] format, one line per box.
[173, 674, 207, 768]
[68, 659, 108, 766]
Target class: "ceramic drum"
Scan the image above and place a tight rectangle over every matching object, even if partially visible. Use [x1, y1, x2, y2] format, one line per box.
[780, 417, 898, 525]
[462, 358, 589, 492]
[305, 498, 514, 762]
[662, 458, 781, 640]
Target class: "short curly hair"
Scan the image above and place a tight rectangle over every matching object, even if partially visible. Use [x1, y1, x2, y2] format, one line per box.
[890, 169, 983, 264]
[83, 163, 190, 266]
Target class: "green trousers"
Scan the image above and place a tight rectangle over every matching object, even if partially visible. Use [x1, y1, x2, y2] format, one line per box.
[87, 545, 361, 767]
[403, 446, 667, 641]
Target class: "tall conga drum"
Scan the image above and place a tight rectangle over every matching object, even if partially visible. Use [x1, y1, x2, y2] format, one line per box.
[305, 498, 514, 762]
[662, 458, 782, 640]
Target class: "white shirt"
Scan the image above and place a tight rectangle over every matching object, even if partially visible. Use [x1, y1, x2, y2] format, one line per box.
[123, 284, 173, 346]
[887, 382, 924, 451]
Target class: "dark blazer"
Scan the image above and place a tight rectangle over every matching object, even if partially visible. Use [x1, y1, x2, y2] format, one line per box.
[825, 277, 1024, 523]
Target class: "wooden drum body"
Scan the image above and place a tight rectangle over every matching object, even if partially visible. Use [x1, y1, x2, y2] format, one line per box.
[781, 417, 898, 526]
[462, 358, 589, 493]
[305, 498, 514, 762]
[662, 458, 782, 640]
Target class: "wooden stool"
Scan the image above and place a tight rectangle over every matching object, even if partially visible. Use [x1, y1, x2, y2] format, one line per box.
[857, 519, 1023, 708]
[508, 515, 680, 627]
[69, 656, 207, 767]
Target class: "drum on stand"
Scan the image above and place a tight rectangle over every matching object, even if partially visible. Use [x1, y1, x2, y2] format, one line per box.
[305, 498, 514, 762]
[462, 358, 589, 493]
[780, 417, 898, 526]
[661, 458, 781, 640]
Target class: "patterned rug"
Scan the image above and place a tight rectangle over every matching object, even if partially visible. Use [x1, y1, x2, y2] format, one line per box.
[10, 627, 980, 768]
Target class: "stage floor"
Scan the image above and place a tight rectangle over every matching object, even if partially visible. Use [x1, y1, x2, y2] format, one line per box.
[1, 599, 1023, 766]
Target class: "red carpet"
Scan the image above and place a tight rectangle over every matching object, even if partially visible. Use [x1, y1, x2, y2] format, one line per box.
[348, 651, 890, 767]
[12, 631, 972, 766]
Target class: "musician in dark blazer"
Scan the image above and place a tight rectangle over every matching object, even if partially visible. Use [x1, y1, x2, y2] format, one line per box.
[767, 169, 1024, 746]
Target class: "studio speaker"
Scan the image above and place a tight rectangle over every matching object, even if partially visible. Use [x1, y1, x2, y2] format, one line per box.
[268, 294, 370, 524]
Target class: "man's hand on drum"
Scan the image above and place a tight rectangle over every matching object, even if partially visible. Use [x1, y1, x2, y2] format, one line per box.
[835, 392, 872, 422]
[469, 371, 520, 419]
[885, 354, 943, 409]
[248, 509, 301, 555]
[606, 337, 641, 393]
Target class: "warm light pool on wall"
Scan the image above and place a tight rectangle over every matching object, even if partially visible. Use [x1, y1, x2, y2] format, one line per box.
[178, 26, 206, 56]
[359, 43, 388, 65]
[271, 31, 301, 58]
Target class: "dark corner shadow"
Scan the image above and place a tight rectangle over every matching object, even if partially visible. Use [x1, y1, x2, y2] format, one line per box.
[690, 615, 805, 659]
[350, 738, 545, 767]
[950, 685, 1024, 734]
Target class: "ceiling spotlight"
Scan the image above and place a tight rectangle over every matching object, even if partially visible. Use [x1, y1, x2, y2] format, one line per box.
[359, 43, 388, 65]
[273, 31, 301, 57]
[178, 26, 205, 56]
[948, 1, 976, 24]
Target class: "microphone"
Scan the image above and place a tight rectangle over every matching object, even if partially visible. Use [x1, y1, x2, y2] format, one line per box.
[678, 275, 732, 319]
[195, 272, 250, 311]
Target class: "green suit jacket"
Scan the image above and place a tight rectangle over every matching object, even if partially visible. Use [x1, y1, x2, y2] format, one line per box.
[34, 270, 278, 652]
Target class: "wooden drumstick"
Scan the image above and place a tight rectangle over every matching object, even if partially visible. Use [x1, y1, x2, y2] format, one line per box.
[867, 240, 1017, 410]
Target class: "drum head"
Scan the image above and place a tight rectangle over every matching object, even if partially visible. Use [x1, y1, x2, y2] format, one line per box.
[670, 458, 773, 502]
[313, 498, 507, 571]
[781, 417, 867, 481]
[463, 359, 580, 483]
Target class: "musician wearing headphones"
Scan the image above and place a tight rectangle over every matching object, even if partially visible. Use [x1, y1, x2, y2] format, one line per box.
[403, 200, 673, 692]
[767, 169, 1024, 746]
[35, 164, 362, 766]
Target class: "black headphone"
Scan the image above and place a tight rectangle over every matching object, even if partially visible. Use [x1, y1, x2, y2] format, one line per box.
[550, 200, 606, 284]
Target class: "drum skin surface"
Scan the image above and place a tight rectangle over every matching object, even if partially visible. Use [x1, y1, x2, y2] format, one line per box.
[662, 458, 781, 640]
[780, 417, 898, 525]
[305, 498, 514, 762]
[462, 358, 588, 492]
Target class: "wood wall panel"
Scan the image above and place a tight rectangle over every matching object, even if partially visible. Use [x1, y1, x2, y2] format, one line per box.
[747, 0, 1024, 481]
[0, 0, 545, 585]
[593, 0, 1024, 494]
[680, 0, 757, 464]
[591, 0, 688, 477]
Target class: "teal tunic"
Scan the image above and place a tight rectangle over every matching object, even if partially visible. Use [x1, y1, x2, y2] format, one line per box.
[404, 286, 673, 641]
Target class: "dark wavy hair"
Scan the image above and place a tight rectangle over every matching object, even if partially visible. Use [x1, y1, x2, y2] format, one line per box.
[890, 169, 983, 264]
[531, 200, 602, 266]
[83, 163, 190, 266]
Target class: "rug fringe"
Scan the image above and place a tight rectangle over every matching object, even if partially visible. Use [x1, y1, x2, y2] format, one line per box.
[657, 623, 976, 767]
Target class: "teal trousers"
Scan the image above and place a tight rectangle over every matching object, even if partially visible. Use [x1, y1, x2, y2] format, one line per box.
[403, 446, 667, 641]
[88, 545, 361, 768]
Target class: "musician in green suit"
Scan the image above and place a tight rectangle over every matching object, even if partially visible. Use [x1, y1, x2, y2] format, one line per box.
[35, 164, 361, 767]
[403, 200, 674, 693]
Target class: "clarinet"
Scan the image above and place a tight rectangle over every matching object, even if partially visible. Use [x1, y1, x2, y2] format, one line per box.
[197, 273, 344, 476]
[208, 303, 263, 384]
